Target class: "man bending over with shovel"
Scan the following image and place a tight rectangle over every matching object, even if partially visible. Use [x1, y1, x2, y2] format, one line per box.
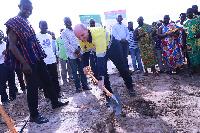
[74, 24, 136, 107]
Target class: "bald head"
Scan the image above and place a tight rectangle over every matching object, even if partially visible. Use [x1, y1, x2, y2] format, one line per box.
[74, 24, 86, 30]
[74, 24, 88, 42]
[74, 24, 86, 31]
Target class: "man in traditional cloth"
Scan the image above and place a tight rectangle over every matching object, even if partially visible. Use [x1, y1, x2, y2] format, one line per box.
[134, 16, 158, 76]
[158, 15, 184, 74]
[4, 0, 68, 124]
[184, 8, 200, 74]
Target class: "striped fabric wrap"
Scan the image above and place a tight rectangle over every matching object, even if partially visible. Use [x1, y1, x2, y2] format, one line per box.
[4, 16, 46, 68]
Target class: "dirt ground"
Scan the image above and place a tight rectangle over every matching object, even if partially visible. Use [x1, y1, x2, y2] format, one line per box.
[1, 64, 200, 133]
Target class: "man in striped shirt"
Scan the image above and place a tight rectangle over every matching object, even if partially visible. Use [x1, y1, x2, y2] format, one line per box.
[128, 21, 143, 73]
[61, 17, 90, 93]
[5, 0, 68, 124]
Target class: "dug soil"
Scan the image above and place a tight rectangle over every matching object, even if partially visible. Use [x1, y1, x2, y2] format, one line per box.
[1, 65, 200, 133]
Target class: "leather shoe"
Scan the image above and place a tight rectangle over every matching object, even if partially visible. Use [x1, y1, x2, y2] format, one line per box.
[129, 88, 136, 97]
[30, 115, 49, 124]
[52, 101, 69, 109]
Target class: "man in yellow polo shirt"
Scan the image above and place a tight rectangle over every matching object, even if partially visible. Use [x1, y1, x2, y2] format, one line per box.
[74, 24, 135, 105]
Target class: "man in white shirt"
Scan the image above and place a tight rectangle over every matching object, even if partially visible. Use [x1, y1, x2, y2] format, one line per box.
[112, 14, 129, 70]
[61, 17, 90, 93]
[36, 21, 61, 98]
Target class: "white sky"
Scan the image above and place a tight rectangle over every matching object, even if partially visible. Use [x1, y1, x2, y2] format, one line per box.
[0, 0, 199, 37]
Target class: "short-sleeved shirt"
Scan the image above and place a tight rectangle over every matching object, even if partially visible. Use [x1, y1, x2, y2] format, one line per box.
[112, 23, 129, 41]
[61, 28, 81, 59]
[78, 27, 110, 57]
[78, 27, 110, 76]
[36, 33, 56, 64]
[56, 37, 68, 60]
[128, 30, 139, 49]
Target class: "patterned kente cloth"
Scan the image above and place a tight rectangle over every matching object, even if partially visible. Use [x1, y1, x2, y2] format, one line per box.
[4, 16, 46, 68]
[184, 16, 200, 67]
[138, 23, 158, 69]
[161, 23, 183, 70]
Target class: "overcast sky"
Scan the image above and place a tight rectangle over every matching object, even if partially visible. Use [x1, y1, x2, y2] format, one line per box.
[0, 0, 199, 37]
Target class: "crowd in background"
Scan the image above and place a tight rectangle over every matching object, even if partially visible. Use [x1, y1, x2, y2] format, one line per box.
[0, 0, 199, 124]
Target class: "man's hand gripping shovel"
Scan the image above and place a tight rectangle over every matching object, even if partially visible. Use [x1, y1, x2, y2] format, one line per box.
[85, 66, 122, 115]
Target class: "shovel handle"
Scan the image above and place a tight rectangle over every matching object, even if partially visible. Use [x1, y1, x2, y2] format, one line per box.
[85, 66, 112, 98]
[0, 104, 18, 133]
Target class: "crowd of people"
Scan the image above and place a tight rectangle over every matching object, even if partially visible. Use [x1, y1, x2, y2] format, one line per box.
[0, 0, 200, 125]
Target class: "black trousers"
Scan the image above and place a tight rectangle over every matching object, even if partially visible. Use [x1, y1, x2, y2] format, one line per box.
[24, 59, 58, 118]
[0, 64, 16, 102]
[15, 68, 26, 91]
[119, 41, 129, 71]
[46, 63, 61, 95]
[103, 37, 133, 94]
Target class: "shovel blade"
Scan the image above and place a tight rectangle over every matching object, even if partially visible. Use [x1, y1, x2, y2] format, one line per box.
[110, 95, 119, 105]
[109, 89, 122, 115]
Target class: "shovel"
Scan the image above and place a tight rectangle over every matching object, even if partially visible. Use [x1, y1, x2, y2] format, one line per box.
[109, 88, 122, 115]
[19, 117, 29, 133]
[85, 66, 122, 115]
[0, 104, 18, 133]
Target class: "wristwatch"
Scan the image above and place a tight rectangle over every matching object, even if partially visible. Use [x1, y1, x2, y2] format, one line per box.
[98, 76, 105, 80]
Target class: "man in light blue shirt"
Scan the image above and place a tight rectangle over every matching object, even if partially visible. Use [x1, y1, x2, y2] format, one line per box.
[112, 14, 129, 70]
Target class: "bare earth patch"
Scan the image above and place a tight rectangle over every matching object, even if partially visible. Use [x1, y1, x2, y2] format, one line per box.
[1, 65, 200, 133]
